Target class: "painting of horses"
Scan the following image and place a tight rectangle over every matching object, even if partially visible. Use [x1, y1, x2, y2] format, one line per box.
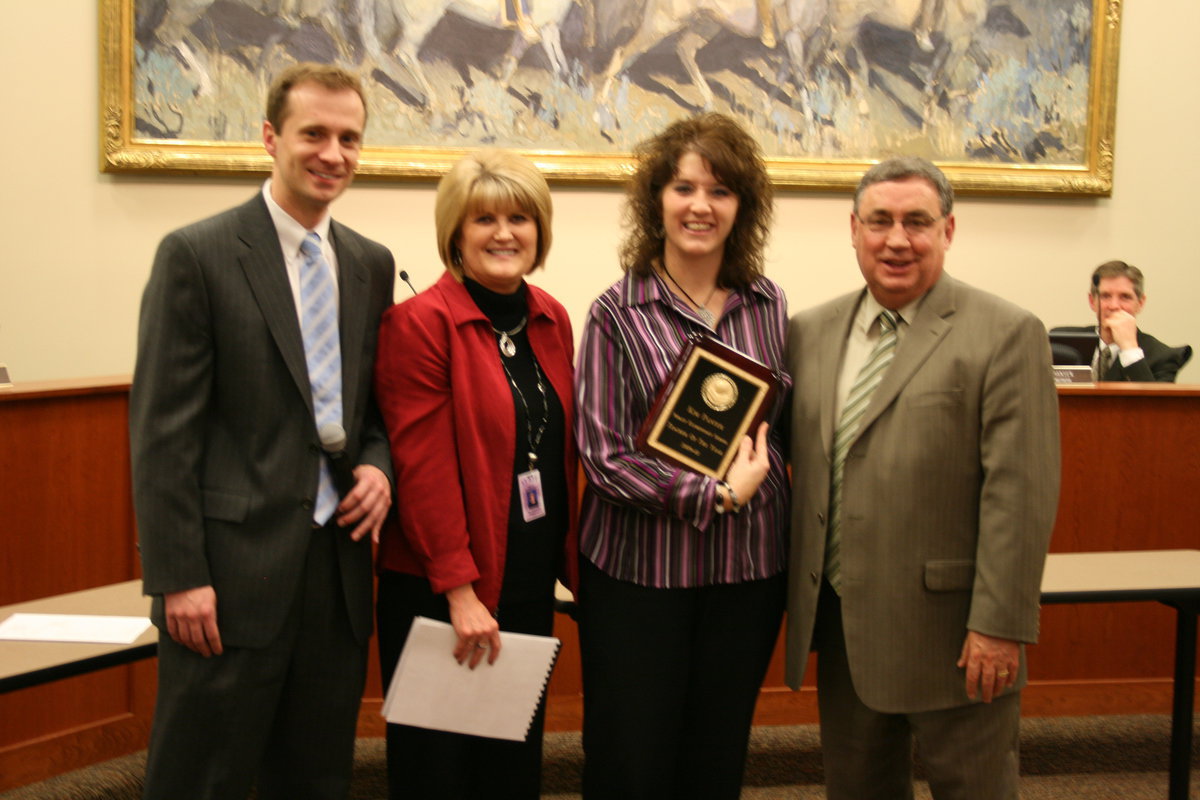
[100, 0, 1122, 194]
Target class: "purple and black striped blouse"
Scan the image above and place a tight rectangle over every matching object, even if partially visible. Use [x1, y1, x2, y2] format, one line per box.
[575, 270, 792, 588]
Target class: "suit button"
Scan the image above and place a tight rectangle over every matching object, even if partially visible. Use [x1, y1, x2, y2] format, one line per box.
[810, 571, 818, 584]
[817, 512, 826, 524]
[302, 498, 314, 511]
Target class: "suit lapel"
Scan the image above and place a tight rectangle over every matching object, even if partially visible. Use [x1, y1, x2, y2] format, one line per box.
[331, 221, 370, 427]
[235, 196, 314, 414]
[854, 276, 956, 437]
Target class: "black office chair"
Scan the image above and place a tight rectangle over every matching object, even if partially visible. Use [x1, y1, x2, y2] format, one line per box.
[1048, 328, 1098, 366]
[1051, 342, 1088, 365]
[1168, 344, 1193, 372]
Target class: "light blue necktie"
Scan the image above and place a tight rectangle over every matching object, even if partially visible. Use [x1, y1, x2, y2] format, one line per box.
[826, 310, 899, 593]
[299, 232, 343, 525]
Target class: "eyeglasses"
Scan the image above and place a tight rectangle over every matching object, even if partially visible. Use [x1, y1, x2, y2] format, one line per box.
[856, 213, 944, 236]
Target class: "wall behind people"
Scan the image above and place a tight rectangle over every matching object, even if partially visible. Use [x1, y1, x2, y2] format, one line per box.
[1, 2, 1196, 383]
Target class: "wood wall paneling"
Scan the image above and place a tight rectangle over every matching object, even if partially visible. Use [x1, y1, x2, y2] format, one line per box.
[2, 380, 1197, 791]
[0, 378, 152, 791]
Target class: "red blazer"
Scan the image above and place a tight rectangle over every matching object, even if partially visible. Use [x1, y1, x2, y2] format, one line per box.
[374, 270, 579, 611]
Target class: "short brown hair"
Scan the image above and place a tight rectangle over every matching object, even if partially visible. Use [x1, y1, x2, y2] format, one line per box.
[1090, 260, 1145, 299]
[620, 113, 773, 289]
[266, 62, 367, 133]
[435, 149, 554, 278]
[854, 156, 954, 217]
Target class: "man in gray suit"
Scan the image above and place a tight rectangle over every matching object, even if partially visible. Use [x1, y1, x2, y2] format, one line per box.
[130, 63, 394, 800]
[785, 157, 1060, 799]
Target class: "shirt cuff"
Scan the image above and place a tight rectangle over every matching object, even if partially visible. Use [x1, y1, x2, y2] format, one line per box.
[1118, 347, 1145, 367]
[668, 469, 719, 530]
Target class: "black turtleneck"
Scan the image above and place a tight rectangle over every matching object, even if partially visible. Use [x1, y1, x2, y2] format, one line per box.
[462, 277, 567, 606]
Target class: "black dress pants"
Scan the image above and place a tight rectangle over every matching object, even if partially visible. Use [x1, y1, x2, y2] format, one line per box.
[576, 558, 786, 800]
[143, 526, 367, 800]
[377, 572, 555, 800]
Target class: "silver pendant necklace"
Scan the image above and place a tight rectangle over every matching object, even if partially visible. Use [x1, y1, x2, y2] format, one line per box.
[661, 263, 719, 329]
[492, 316, 529, 358]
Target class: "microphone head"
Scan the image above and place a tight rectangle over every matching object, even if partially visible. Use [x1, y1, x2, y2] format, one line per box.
[399, 270, 417, 295]
[318, 422, 347, 453]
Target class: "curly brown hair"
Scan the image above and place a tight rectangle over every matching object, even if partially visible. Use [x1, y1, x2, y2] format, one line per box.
[620, 113, 773, 289]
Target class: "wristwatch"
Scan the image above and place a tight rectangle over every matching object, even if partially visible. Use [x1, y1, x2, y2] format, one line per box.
[714, 480, 742, 514]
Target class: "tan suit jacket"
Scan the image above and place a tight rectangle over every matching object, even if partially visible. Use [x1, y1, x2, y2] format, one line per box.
[784, 274, 1060, 713]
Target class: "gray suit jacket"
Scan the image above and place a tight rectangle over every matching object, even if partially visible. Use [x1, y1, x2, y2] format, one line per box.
[130, 194, 395, 648]
[784, 274, 1060, 713]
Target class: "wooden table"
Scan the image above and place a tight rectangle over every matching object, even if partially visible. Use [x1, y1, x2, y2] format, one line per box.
[0, 580, 155, 693]
[1041, 550, 1200, 800]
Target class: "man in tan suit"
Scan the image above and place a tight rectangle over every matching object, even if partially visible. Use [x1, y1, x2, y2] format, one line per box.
[785, 157, 1060, 799]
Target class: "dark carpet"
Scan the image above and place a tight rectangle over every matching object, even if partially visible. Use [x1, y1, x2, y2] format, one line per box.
[2, 715, 1196, 798]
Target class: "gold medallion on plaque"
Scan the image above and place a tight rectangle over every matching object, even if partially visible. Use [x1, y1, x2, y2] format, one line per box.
[700, 373, 738, 412]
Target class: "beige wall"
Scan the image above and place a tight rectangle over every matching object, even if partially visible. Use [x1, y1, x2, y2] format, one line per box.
[2, 2, 1197, 382]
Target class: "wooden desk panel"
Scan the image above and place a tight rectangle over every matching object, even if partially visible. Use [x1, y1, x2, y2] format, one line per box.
[0, 378, 148, 791]
[2, 380, 1198, 790]
[1027, 386, 1200, 703]
[0, 376, 138, 604]
[1051, 384, 1200, 553]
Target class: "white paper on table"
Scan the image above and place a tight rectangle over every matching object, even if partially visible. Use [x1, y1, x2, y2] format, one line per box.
[0, 613, 152, 644]
[381, 616, 561, 742]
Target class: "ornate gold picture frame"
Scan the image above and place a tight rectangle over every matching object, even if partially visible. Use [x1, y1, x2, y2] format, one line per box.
[100, 0, 1121, 195]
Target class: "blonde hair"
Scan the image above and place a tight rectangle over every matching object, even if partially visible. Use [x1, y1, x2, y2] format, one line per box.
[435, 149, 553, 278]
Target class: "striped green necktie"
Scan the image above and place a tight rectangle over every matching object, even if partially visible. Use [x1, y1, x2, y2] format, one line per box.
[825, 310, 898, 593]
[1098, 345, 1114, 380]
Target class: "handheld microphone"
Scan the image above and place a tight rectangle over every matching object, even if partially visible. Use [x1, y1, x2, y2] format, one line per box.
[318, 422, 357, 498]
[399, 270, 417, 295]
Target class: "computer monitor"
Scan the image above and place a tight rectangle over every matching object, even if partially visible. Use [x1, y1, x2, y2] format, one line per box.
[1048, 330, 1098, 366]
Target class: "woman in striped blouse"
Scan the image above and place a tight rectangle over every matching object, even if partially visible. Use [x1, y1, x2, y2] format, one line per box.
[574, 113, 792, 799]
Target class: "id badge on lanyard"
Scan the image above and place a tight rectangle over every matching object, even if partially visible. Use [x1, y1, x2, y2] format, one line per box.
[517, 469, 546, 522]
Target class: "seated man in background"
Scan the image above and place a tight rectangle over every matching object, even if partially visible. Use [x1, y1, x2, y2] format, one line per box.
[1055, 260, 1192, 382]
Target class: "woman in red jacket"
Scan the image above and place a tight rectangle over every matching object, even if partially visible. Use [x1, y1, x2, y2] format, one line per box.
[373, 149, 578, 800]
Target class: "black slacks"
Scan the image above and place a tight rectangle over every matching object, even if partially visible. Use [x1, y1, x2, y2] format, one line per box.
[377, 572, 556, 800]
[143, 525, 367, 800]
[577, 558, 786, 800]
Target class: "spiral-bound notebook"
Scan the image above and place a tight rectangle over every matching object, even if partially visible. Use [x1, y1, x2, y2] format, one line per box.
[381, 616, 561, 741]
